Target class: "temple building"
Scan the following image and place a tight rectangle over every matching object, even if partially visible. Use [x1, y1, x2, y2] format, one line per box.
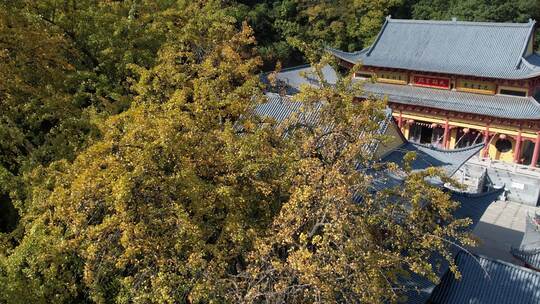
[328, 17, 540, 167]
[256, 27, 540, 297]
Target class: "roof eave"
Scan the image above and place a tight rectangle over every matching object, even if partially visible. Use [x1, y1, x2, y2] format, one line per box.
[516, 19, 537, 69]
[365, 15, 391, 56]
[326, 47, 362, 65]
[386, 98, 540, 121]
[359, 62, 540, 80]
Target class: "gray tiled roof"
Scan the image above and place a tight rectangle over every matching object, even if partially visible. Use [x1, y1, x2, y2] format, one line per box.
[361, 82, 540, 120]
[429, 251, 540, 304]
[382, 142, 484, 177]
[252, 93, 394, 156]
[262, 64, 540, 120]
[328, 18, 540, 80]
[261, 64, 338, 95]
[511, 214, 540, 270]
[402, 188, 503, 304]
[512, 247, 540, 271]
[252, 93, 322, 126]
[451, 189, 504, 229]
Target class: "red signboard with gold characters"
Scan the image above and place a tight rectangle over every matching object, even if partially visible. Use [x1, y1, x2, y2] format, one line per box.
[413, 75, 450, 89]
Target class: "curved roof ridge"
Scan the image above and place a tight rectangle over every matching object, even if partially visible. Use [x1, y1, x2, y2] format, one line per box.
[520, 57, 536, 70]
[272, 64, 312, 73]
[523, 95, 540, 115]
[516, 20, 537, 68]
[388, 18, 535, 28]
[330, 19, 539, 79]
[527, 95, 540, 106]
[366, 17, 390, 56]
[521, 53, 540, 71]
[451, 185, 504, 198]
[261, 64, 312, 79]
[456, 250, 540, 275]
[325, 47, 364, 57]
[410, 142, 484, 153]
[512, 246, 540, 256]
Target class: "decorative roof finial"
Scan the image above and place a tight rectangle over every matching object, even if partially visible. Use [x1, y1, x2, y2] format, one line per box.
[452, 17, 457, 22]
[386, 15, 392, 21]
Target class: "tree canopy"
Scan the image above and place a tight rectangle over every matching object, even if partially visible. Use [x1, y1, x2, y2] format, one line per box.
[0, 0, 533, 303]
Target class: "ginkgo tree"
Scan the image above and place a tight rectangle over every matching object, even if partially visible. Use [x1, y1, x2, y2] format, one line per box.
[1, 2, 288, 303]
[225, 58, 473, 304]
[1, 1, 474, 304]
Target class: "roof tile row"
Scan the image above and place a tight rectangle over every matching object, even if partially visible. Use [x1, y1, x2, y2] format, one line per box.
[328, 18, 540, 80]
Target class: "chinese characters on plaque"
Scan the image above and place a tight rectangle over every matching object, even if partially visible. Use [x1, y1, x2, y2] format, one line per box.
[375, 71, 408, 84]
[413, 75, 450, 89]
[457, 79, 496, 94]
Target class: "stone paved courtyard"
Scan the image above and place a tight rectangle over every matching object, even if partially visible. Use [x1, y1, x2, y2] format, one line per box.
[470, 200, 538, 264]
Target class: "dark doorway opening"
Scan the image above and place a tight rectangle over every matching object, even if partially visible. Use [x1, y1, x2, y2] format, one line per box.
[419, 127, 433, 144]
[409, 122, 441, 145]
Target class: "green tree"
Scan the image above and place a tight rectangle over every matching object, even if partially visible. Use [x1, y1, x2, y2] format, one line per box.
[0, 0, 176, 232]
[232, 0, 404, 69]
[0, 1, 97, 232]
[412, 0, 540, 24]
[22, 0, 173, 113]
[1, 2, 284, 302]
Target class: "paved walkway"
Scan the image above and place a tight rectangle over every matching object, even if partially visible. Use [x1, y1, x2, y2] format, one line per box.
[470, 200, 538, 264]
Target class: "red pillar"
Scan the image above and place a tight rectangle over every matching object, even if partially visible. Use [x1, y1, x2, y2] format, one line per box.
[531, 132, 540, 168]
[514, 130, 522, 163]
[398, 111, 403, 129]
[442, 119, 450, 149]
[482, 126, 490, 158]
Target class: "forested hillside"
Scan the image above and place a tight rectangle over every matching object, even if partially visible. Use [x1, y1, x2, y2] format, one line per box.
[0, 1, 538, 303]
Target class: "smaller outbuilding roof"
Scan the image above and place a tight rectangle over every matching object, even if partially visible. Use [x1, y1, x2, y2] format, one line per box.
[401, 188, 503, 304]
[382, 142, 484, 177]
[328, 17, 540, 80]
[429, 251, 540, 304]
[252, 93, 395, 156]
[251, 92, 322, 127]
[261, 64, 338, 95]
[451, 189, 504, 230]
[511, 214, 540, 270]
